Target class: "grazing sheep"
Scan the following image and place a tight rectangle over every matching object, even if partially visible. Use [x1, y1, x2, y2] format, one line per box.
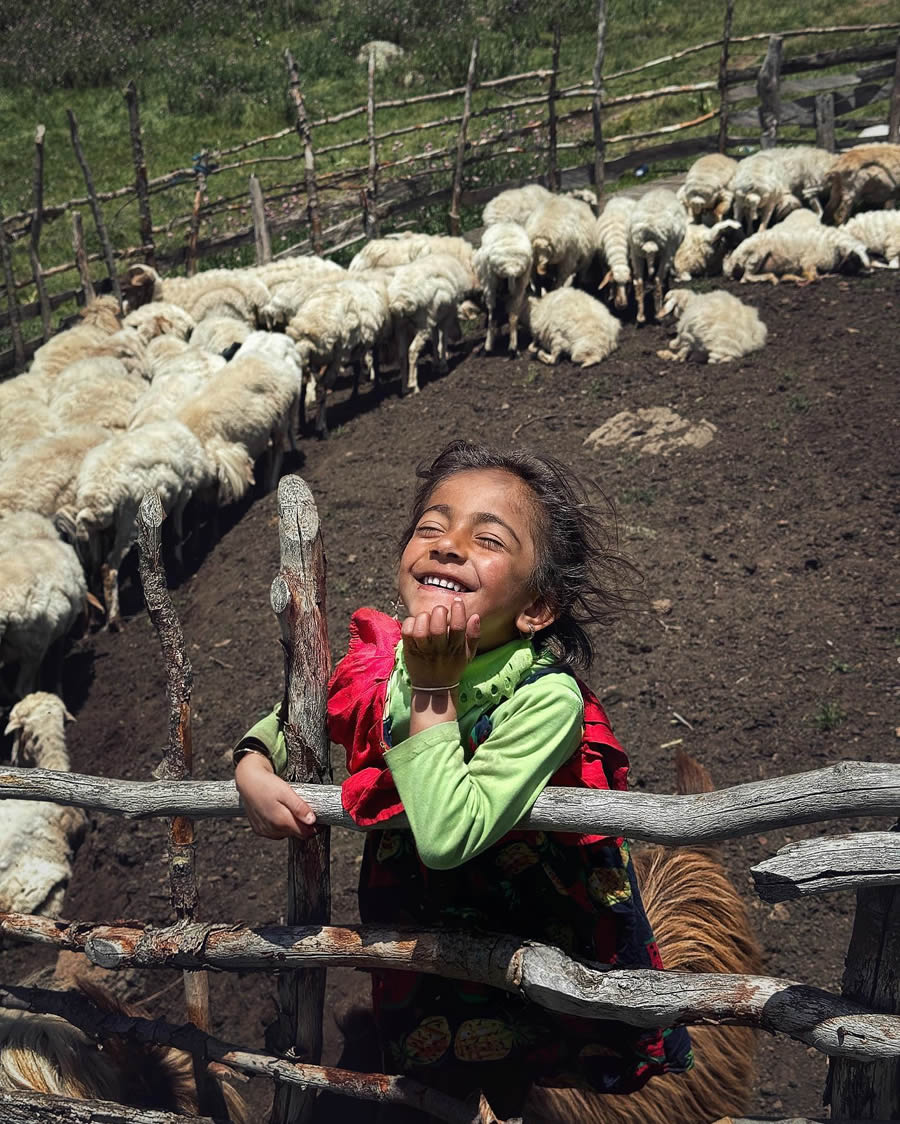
[627, 188, 686, 323]
[526, 195, 597, 290]
[677, 153, 738, 223]
[526, 288, 621, 367]
[0, 395, 56, 463]
[673, 219, 743, 279]
[657, 289, 767, 363]
[252, 255, 346, 294]
[0, 426, 109, 520]
[483, 183, 553, 227]
[122, 301, 196, 344]
[474, 221, 534, 353]
[732, 151, 797, 234]
[0, 517, 87, 699]
[27, 298, 122, 382]
[723, 218, 869, 282]
[128, 347, 226, 429]
[88, 326, 151, 380]
[843, 209, 900, 268]
[824, 142, 900, 224]
[595, 194, 636, 310]
[186, 315, 252, 354]
[123, 265, 270, 325]
[0, 692, 84, 919]
[768, 145, 836, 215]
[349, 233, 474, 273]
[48, 357, 147, 431]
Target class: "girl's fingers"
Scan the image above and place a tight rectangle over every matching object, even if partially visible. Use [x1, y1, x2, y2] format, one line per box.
[466, 612, 481, 659]
[448, 596, 467, 642]
[428, 603, 448, 638]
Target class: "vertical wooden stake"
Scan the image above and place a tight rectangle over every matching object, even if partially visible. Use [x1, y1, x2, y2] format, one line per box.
[186, 171, 206, 278]
[66, 109, 122, 310]
[592, 0, 608, 193]
[268, 475, 331, 1124]
[285, 49, 323, 256]
[757, 35, 783, 150]
[828, 880, 900, 1120]
[449, 38, 479, 236]
[124, 80, 156, 268]
[547, 24, 561, 194]
[888, 35, 900, 145]
[717, 0, 735, 154]
[365, 46, 379, 240]
[29, 125, 52, 342]
[815, 92, 836, 153]
[0, 211, 25, 370]
[249, 175, 272, 265]
[71, 211, 95, 305]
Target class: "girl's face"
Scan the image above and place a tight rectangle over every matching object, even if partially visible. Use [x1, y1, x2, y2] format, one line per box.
[398, 468, 554, 651]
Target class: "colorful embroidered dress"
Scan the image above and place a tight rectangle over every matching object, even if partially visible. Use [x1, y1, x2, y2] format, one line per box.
[329, 608, 693, 1093]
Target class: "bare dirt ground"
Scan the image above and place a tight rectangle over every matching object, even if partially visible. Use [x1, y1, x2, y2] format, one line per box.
[3, 269, 898, 1121]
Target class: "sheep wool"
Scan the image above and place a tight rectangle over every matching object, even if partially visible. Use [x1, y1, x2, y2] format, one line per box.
[0, 425, 109, 520]
[526, 195, 596, 290]
[843, 210, 900, 268]
[825, 142, 900, 223]
[482, 183, 553, 227]
[658, 289, 767, 364]
[627, 187, 686, 323]
[677, 154, 738, 223]
[674, 219, 742, 280]
[595, 194, 636, 310]
[732, 152, 795, 233]
[724, 221, 869, 282]
[474, 222, 534, 352]
[526, 288, 621, 367]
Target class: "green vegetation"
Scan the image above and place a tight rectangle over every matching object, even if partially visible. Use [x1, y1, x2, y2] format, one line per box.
[811, 700, 846, 732]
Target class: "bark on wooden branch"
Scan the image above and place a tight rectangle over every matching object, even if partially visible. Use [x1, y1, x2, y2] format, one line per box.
[450, 38, 479, 236]
[591, 0, 607, 192]
[4, 920, 900, 1062]
[758, 35, 784, 148]
[752, 833, 900, 902]
[0, 209, 25, 369]
[66, 110, 121, 310]
[889, 35, 900, 143]
[547, 25, 561, 193]
[186, 171, 206, 278]
[249, 175, 271, 265]
[285, 49, 322, 256]
[71, 212, 95, 304]
[124, 81, 155, 268]
[718, 0, 735, 152]
[4, 760, 896, 843]
[816, 91, 837, 151]
[0, 986, 481, 1124]
[0, 1089, 216, 1124]
[365, 46, 378, 240]
[29, 124, 52, 342]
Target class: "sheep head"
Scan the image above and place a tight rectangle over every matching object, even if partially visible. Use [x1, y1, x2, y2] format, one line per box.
[661, 289, 691, 319]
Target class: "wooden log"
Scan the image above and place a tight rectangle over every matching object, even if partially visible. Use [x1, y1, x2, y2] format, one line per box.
[591, 0, 607, 192]
[28, 125, 52, 342]
[0, 208, 25, 370]
[185, 171, 205, 278]
[752, 833, 900, 902]
[71, 212, 94, 304]
[248, 174, 272, 265]
[730, 80, 892, 129]
[548, 24, 561, 192]
[0, 1089, 213, 1124]
[365, 46, 378, 239]
[66, 109, 122, 310]
[285, 49, 323, 256]
[5, 919, 900, 1061]
[717, 0, 735, 152]
[449, 38, 480, 236]
[727, 38, 899, 85]
[828, 880, 900, 1119]
[758, 35, 783, 148]
[123, 81, 155, 268]
[2, 760, 899, 844]
[267, 475, 332, 1124]
[890, 35, 900, 143]
[816, 91, 837, 151]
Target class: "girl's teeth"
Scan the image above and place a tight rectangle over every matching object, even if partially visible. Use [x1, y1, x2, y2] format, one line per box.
[424, 577, 464, 592]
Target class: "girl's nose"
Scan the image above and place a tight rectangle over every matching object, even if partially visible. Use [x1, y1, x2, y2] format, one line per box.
[431, 527, 466, 559]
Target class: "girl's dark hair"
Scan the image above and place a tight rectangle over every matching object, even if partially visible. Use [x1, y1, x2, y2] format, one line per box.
[399, 440, 642, 670]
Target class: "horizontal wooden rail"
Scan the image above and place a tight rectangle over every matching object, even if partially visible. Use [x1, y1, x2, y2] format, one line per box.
[3, 915, 900, 1060]
[1, 761, 897, 843]
[752, 832, 900, 902]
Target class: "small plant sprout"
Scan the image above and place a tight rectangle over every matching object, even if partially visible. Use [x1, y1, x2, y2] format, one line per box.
[812, 701, 846, 732]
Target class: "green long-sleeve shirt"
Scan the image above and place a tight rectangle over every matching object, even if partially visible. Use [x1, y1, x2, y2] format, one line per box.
[236, 637, 583, 869]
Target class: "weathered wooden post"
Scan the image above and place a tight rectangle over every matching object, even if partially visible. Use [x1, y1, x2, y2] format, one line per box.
[71, 212, 95, 304]
[66, 109, 122, 309]
[186, 169, 206, 278]
[889, 35, 900, 145]
[285, 49, 323, 256]
[592, 0, 608, 193]
[29, 125, 52, 342]
[0, 211, 26, 371]
[249, 175, 272, 265]
[124, 80, 156, 268]
[364, 46, 379, 240]
[717, 0, 735, 153]
[815, 92, 836, 153]
[547, 24, 561, 193]
[757, 35, 783, 150]
[449, 38, 479, 236]
[268, 474, 331, 1124]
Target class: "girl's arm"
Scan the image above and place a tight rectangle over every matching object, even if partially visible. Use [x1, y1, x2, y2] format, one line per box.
[234, 704, 317, 840]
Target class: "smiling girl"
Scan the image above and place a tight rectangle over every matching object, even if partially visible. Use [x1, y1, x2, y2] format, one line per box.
[234, 440, 694, 1117]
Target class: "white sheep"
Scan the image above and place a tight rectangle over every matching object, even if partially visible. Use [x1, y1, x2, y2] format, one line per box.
[0, 395, 56, 463]
[129, 347, 227, 429]
[525, 195, 597, 291]
[627, 188, 686, 323]
[0, 517, 88, 698]
[123, 265, 270, 325]
[474, 222, 533, 353]
[251, 255, 346, 294]
[594, 194, 636, 311]
[0, 425, 109, 520]
[188, 315, 252, 354]
[674, 219, 743, 279]
[349, 232, 474, 273]
[0, 692, 85, 919]
[525, 288, 621, 367]
[27, 298, 122, 382]
[483, 183, 553, 227]
[768, 145, 836, 215]
[48, 357, 147, 431]
[657, 289, 767, 363]
[723, 217, 870, 282]
[824, 142, 900, 223]
[843, 210, 900, 268]
[677, 154, 738, 223]
[122, 301, 196, 344]
[732, 152, 797, 234]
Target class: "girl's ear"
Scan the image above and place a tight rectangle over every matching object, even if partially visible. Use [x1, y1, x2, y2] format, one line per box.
[516, 597, 556, 638]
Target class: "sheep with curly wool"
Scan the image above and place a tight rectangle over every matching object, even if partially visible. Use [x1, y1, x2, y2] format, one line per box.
[824, 142, 900, 223]
[250, 255, 346, 294]
[27, 297, 122, 382]
[123, 265, 270, 326]
[186, 315, 252, 355]
[677, 154, 738, 223]
[767, 145, 836, 215]
[0, 692, 85, 918]
[0, 396, 56, 464]
[627, 187, 686, 323]
[594, 194, 636, 310]
[842, 209, 900, 268]
[482, 183, 553, 227]
[723, 216, 869, 282]
[0, 426, 109, 521]
[474, 221, 534, 353]
[349, 233, 474, 273]
[657, 289, 767, 363]
[0, 517, 88, 699]
[674, 219, 743, 279]
[122, 301, 196, 344]
[526, 195, 597, 291]
[129, 347, 226, 429]
[48, 357, 147, 431]
[732, 152, 798, 234]
[525, 288, 621, 367]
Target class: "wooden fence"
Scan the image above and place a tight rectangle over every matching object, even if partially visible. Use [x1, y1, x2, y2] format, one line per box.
[1, 13, 900, 375]
[0, 477, 898, 1124]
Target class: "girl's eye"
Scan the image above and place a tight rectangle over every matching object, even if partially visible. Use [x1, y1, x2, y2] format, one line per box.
[417, 524, 444, 537]
[477, 536, 504, 550]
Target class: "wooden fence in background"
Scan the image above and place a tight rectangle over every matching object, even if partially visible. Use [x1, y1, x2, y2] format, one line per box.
[1, 12, 900, 375]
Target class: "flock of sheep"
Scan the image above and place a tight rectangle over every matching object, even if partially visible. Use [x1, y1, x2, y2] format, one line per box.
[0, 141, 898, 708]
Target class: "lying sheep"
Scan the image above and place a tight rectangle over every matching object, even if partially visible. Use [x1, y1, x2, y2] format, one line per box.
[628, 188, 686, 323]
[674, 219, 743, 279]
[724, 215, 869, 282]
[595, 195, 636, 311]
[658, 289, 767, 363]
[526, 195, 596, 291]
[483, 183, 553, 227]
[525, 288, 621, 367]
[474, 221, 533, 353]
[824, 142, 900, 223]
[677, 154, 738, 223]
[843, 210, 900, 268]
